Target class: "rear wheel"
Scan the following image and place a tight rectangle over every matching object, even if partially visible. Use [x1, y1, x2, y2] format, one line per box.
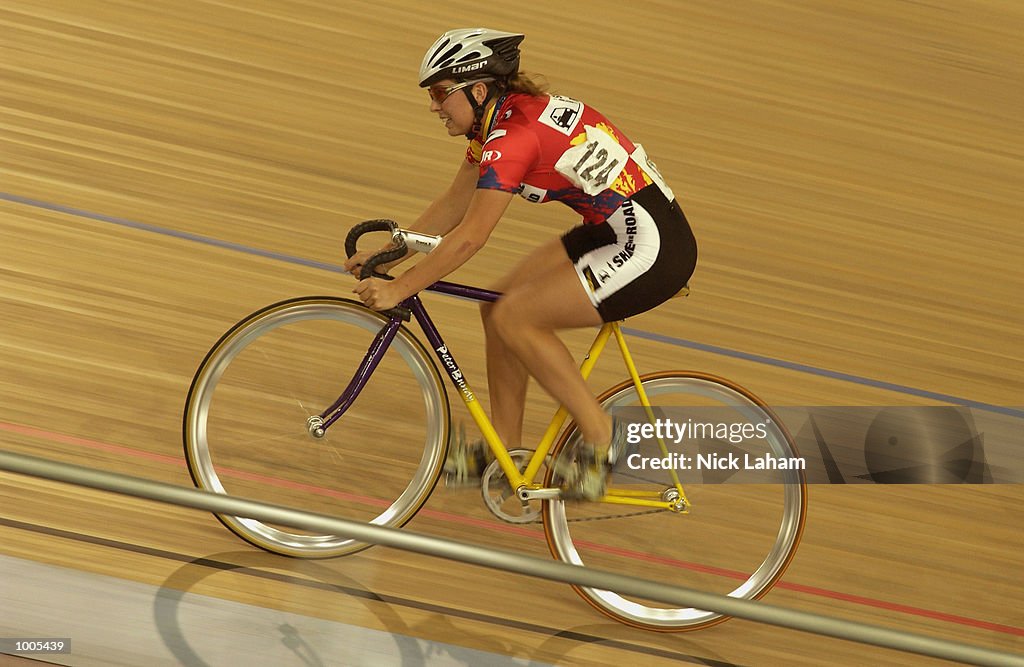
[543, 371, 806, 630]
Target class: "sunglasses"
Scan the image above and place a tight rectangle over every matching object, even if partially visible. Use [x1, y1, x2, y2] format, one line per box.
[427, 79, 492, 104]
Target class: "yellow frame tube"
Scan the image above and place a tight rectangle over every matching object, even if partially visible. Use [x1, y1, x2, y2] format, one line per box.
[457, 321, 689, 510]
[465, 324, 616, 489]
[611, 323, 690, 507]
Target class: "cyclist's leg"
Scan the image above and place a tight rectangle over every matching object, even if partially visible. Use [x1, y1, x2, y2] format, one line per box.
[480, 237, 585, 449]
[488, 187, 696, 452]
[480, 302, 527, 450]
[486, 249, 613, 449]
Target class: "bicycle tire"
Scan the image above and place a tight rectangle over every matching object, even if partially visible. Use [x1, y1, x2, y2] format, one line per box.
[543, 371, 807, 631]
[183, 296, 450, 558]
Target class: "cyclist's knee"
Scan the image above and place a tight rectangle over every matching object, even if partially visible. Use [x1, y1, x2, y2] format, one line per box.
[479, 300, 495, 325]
[488, 294, 524, 341]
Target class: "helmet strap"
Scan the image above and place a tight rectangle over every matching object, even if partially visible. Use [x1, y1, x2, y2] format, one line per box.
[462, 80, 504, 139]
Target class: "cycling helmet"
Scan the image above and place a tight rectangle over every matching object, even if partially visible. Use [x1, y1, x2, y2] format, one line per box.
[418, 28, 525, 87]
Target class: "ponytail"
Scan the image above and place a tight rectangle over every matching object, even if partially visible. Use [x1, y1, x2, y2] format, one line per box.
[503, 71, 549, 96]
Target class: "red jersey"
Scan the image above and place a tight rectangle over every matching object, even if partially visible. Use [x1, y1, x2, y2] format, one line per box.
[466, 93, 674, 225]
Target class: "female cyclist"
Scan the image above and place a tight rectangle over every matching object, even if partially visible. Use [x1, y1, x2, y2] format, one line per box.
[345, 28, 697, 500]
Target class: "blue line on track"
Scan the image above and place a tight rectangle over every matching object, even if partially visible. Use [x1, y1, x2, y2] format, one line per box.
[622, 328, 1023, 419]
[1, 192, 344, 274]
[3, 191, 1020, 419]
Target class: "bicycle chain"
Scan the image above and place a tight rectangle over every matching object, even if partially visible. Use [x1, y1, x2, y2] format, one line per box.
[514, 506, 666, 525]
[554, 470, 681, 524]
[487, 451, 681, 525]
[566, 507, 667, 522]
[505, 470, 676, 525]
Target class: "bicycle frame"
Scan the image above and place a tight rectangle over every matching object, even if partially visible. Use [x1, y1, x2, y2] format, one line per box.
[317, 280, 688, 511]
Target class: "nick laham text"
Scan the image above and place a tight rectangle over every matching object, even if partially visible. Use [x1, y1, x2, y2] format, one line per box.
[626, 453, 806, 471]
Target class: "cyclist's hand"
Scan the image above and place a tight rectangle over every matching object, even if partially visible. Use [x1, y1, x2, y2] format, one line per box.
[353, 277, 401, 311]
[343, 250, 379, 277]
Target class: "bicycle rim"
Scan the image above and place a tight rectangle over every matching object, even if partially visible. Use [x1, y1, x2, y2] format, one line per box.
[183, 297, 449, 558]
[543, 371, 806, 630]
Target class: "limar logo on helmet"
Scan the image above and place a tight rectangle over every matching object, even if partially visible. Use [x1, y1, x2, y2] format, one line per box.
[453, 60, 488, 75]
[418, 28, 525, 87]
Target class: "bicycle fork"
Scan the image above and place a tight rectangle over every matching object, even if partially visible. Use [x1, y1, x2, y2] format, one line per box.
[307, 316, 403, 438]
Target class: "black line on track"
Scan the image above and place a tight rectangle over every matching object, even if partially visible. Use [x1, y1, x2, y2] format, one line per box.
[0, 517, 741, 666]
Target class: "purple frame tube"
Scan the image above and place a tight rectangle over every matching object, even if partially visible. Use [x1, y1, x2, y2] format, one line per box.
[428, 280, 502, 303]
[320, 317, 402, 429]
[318, 280, 502, 430]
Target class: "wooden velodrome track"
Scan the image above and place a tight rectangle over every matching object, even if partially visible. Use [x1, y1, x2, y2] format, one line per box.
[1, 1, 1022, 665]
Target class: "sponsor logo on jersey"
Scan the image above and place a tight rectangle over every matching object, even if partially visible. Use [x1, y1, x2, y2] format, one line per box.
[539, 95, 583, 136]
[551, 106, 578, 129]
[518, 183, 548, 203]
[484, 129, 507, 144]
[481, 149, 503, 163]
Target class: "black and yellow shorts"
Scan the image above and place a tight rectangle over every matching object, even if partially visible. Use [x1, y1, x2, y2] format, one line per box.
[561, 185, 697, 322]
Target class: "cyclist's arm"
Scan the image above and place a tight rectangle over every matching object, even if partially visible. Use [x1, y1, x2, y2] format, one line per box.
[389, 188, 513, 298]
[413, 158, 480, 236]
[355, 160, 479, 274]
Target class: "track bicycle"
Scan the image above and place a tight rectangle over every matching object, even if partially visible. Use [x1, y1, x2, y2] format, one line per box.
[182, 219, 807, 631]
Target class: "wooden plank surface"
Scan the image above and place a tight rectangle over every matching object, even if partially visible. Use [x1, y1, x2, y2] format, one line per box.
[1, 1, 1021, 664]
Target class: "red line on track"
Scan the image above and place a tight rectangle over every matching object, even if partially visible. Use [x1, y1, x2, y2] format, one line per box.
[3, 420, 1021, 637]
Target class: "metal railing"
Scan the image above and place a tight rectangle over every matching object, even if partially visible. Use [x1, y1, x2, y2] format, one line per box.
[1, 449, 1021, 666]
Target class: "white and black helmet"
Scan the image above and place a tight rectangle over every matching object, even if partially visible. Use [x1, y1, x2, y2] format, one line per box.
[418, 28, 525, 87]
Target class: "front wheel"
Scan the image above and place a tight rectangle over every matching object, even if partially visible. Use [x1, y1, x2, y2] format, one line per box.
[183, 297, 450, 558]
[543, 371, 807, 631]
